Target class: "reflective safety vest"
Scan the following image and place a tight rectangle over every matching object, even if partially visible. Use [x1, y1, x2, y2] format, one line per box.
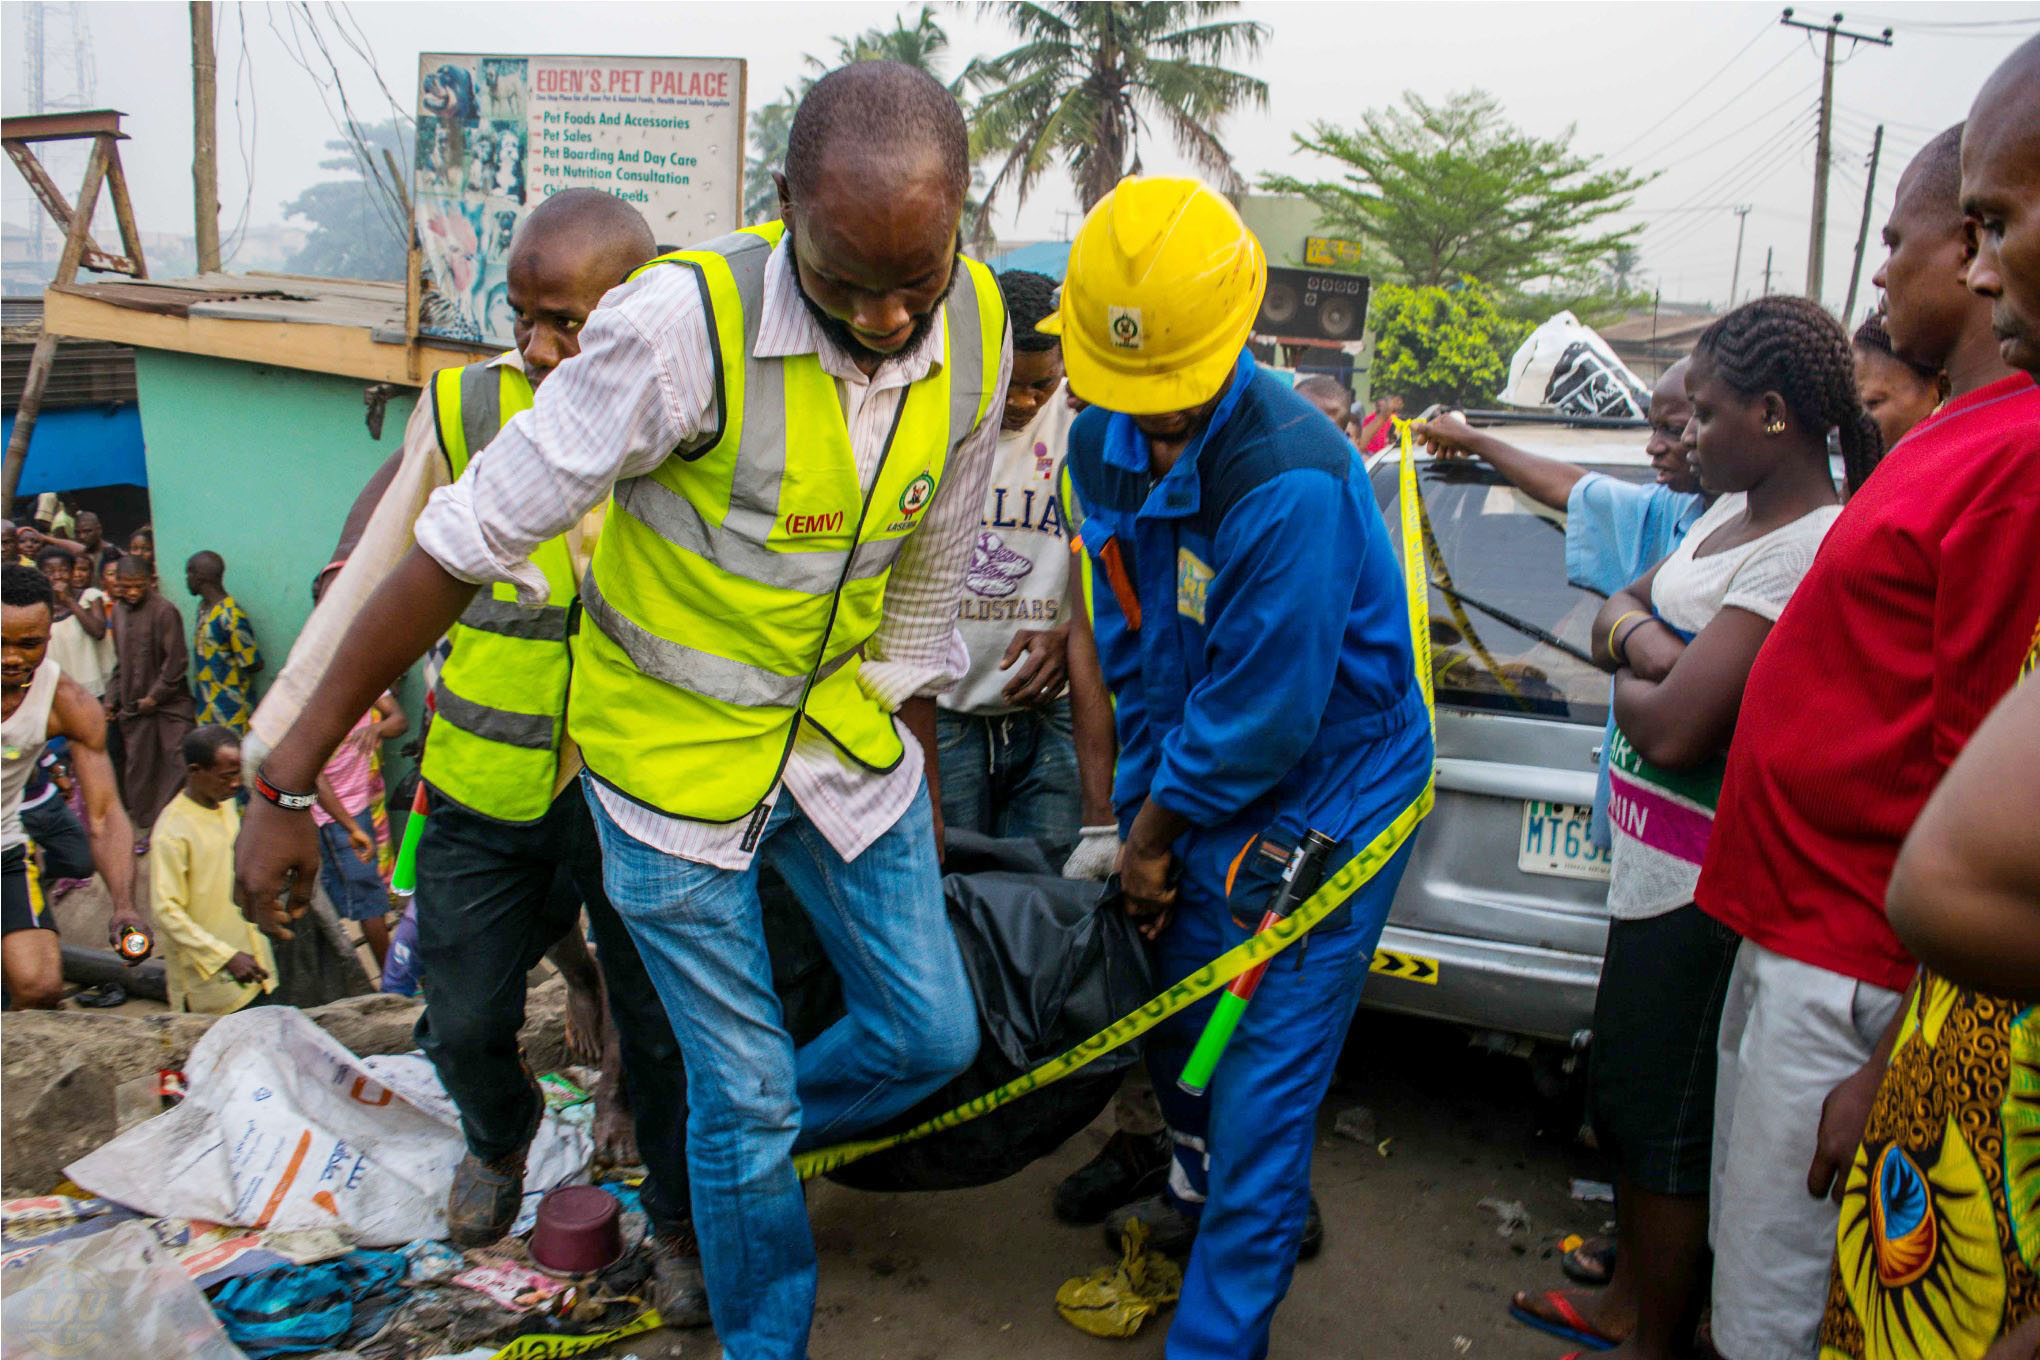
[417, 358, 580, 824]
[571, 221, 1007, 830]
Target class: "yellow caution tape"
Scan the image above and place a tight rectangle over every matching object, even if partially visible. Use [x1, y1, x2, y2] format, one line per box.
[486, 1309, 663, 1359]
[792, 418, 1439, 1183]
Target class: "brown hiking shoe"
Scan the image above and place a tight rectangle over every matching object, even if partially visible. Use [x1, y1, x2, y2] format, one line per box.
[645, 1226, 711, 1328]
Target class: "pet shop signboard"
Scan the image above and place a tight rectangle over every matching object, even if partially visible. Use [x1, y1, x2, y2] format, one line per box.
[414, 52, 745, 347]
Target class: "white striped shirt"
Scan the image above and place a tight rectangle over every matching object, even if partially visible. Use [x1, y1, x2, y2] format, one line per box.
[414, 237, 1010, 867]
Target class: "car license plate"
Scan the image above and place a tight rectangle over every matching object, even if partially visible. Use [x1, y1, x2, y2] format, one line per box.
[1518, 800, 1611, 881]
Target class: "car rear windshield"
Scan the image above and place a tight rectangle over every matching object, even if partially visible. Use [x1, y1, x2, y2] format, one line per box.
[1371, 457, 1654, 727]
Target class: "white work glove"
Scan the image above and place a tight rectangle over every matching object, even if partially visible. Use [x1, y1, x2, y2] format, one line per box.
[1063, 825, 1121, 881]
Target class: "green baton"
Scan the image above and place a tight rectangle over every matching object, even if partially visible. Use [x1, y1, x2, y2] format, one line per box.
[1178, 830, 1339, 1097]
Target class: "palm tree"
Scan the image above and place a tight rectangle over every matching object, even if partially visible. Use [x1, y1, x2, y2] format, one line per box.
[826, 5, 960, 86]
[744, 7, 964, 226]
[744, 89, 800, 224]
[967, 2, 1270, 220]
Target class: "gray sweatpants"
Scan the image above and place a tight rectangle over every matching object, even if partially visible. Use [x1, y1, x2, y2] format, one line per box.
[1709, 938, 1904, 1360]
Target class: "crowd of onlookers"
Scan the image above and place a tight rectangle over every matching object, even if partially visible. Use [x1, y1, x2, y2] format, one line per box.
[3, 33, 2035, 1359]
[5, 509, 328, 1011]
[1411, 57, 2040, 1359]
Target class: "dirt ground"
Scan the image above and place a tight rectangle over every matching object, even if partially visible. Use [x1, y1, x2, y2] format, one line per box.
[606, 1012, 1611, 1360]
[35, 880, 1607, 1358]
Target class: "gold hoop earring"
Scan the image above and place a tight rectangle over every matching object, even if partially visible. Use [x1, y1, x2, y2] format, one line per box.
[1764, 418, 1788, 435]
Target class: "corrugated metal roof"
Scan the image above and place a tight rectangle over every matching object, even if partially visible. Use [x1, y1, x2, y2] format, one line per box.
[52, 271, 409, 331]
[1, 296, 137, 410]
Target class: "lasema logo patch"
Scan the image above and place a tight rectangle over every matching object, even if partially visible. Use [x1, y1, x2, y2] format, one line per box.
[884, 472, 939, 532]
[898, 473, 935, 519]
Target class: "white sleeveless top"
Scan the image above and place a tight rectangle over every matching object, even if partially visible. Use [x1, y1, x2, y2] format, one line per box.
[3, 661, 61, 852]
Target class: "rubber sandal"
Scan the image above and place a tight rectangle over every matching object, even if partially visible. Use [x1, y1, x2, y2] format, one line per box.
[1560, 1236, 1617, 1286]
[1507, 1290, 1621, 1351]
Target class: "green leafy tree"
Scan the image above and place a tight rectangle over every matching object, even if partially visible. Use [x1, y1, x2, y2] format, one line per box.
[1262, 91, 1649, 305]
[968, 2, 1270, 215]
[1368, 281, 1530, 410]
[282, 119, 409, 281]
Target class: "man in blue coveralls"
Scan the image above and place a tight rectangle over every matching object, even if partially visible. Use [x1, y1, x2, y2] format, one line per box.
[1044, 176, 1435, 1358]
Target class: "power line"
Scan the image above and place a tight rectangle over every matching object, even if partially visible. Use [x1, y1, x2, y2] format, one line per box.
[1629, 93, 1821, 245]
[1609, 44, 1806, 165]
[219, 1, 258, 265]
[1597, 20, 1777, 161]
[1637, 105, 1819, 247]
[1640, 134, 1813, 253]
[1639, 122, 1819, 258]
[1832, 102, 1948, 137]
[328, 2, 414, 141]
[1779, 8, 1894, 301]
[1647, 78, 1821, 169]
[1847, 11, 2040, 32]
[263, 1, 406, 246]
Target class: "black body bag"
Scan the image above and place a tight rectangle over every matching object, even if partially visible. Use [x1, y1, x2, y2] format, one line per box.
[763, 831, 1155, 1192]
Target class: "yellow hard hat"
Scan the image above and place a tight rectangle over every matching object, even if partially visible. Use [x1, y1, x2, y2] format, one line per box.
[1040, 176, 1266, 415]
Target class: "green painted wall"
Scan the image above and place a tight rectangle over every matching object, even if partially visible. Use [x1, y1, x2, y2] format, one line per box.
[131, 350, 426, 770]
[1236, 193, 1337, 268]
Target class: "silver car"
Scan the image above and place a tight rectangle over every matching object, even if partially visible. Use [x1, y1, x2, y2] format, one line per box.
[1362, 426, 1659, 1056]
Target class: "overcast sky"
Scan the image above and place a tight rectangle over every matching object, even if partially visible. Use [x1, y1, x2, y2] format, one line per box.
[4, 0, 2035, 314]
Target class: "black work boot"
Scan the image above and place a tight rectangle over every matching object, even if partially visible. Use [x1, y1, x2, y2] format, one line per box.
[445, 1146, 531, 1248]
[1298, 1193, 1324, 1261]
[1103, 1191, 1326, 1262]
[1103, 1192, 1201, 1257]
[645, 1225, 712, 1329]
[1054, 1128, 1172, 1225]
[445, 1082, 542, 1248]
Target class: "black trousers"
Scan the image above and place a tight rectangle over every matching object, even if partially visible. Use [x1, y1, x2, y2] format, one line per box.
[22, 793, 94, 883]
[412, 784, 690, 1234]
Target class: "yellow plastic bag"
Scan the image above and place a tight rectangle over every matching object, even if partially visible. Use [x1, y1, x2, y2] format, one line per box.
[1055, 1220, 1183, 1338]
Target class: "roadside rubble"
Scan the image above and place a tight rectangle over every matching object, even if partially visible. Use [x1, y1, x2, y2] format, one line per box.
[0, 991, 663, 1360]
[2, 979, 574, 1196]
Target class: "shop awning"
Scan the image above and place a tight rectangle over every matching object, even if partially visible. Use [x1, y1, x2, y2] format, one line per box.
[3, 403, 147, 493]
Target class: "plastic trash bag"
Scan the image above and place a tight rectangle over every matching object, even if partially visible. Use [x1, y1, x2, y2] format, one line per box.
[816, 832, 1156, 1192]
[1499, 312, 1651, 420]
[1055, 1220, 1183, 1338]
[1, 1220, 248, 1360]
[209, 1250, 407, 1357]
[65, 1008, 589, 1246]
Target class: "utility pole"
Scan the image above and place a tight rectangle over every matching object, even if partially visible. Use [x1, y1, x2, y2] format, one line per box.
[1763, 246, 1775, 297]
[190, 0, 220, 273]
[1729, 204, 1752, 307]
[1779, 9, 1892, 306]
[1841, 125, 1884, 325]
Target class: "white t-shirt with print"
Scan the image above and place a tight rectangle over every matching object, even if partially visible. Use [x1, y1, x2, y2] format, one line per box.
[942, 392, 1079, 716]
[1606, 492, 1843, 920]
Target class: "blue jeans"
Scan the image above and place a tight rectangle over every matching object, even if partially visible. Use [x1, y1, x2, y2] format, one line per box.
[583, 776, 978, 1360]
[1147, 827, 1417, 1360]
[935, 700, 1082, 863]
[315, 813, 389, 922]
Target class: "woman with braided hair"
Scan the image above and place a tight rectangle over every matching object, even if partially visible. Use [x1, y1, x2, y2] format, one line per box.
[1509, 294, 1855, 1358]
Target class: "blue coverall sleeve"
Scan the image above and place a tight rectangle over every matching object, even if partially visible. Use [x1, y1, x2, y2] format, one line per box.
[1147, 469, 1360, 828]
[1083, 555, 1159, 826]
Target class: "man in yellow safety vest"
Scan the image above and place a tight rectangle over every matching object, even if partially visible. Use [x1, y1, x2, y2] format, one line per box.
[247, 190, 704, 1323]
[237, 63, 1010, 1359]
